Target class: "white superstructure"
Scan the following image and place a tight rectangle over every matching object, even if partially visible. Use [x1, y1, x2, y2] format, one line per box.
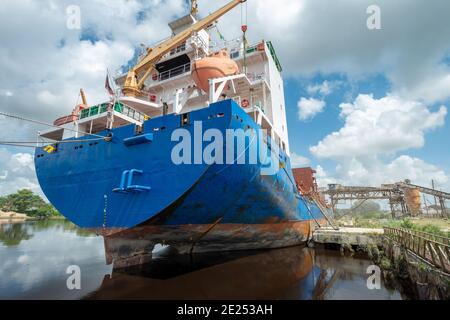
[116, 14, 290, 155]
[40, 13, 291, 156]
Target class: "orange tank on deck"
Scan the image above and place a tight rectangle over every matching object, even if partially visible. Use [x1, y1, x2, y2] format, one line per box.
[53, 104, 86, 126]
[191, 49, 239, 93]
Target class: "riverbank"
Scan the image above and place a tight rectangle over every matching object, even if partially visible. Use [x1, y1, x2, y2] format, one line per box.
[0, 211, 30, 223]
[312, 225, 450, 300]
[380, 238, 449, 299]
[0, 211, 65, 224]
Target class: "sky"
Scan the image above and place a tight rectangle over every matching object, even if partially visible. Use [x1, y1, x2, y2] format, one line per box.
[0, 0, 449, 197]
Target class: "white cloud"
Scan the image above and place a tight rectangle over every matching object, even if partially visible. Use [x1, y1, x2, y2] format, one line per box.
[0, 148, 39, 196]
[1, 0, 450, 196]
[0, 0, 186, 140]
[310, 94, 449, 189]
[17, 254, 30, 265]
[385, 156, 448, 187]
[0, 89, 13, 97]
[0, 224, 111, 299]
[297, 97, 326, 121]
[202, 0, 450, 103]
[332, 155, 448, 188]
[0, 0, 186, 197]
[315, 155, 449, 189]
[310, 94, 447, 159]
[306, 80, 340, 97]
[315, 165, 336, 187]
[290, 152, 310, 168]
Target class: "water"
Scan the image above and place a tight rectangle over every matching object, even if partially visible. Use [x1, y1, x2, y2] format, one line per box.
[0, 220, 406, 300]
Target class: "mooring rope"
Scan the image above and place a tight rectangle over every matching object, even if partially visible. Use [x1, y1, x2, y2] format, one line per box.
[0, 143, 38, 148]
[0, 111, 106, 138]
[0, 137, 107, 145]
[0, 110, 109, 148]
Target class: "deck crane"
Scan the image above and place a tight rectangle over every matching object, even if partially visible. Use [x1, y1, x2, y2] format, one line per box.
[122, 0, 247, 97]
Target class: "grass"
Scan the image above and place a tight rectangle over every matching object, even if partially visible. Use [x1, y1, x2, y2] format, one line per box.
[379, 257, 392, 270]
[337, 216, 450, 238]
[386, 218, 450, 238]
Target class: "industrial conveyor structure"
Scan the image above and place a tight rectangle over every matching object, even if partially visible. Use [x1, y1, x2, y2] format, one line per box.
[323, 180, 450, 218]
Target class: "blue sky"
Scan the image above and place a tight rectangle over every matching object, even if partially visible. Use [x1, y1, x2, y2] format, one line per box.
[285, 73, 450, 179]
[0, 0, 450, 195]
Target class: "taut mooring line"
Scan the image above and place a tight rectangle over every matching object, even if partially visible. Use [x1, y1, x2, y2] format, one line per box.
[0, 111, 106, 138]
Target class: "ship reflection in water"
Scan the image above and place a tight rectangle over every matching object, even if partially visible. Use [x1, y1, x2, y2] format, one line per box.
[89, 246, 402, 300]
[0, 221, 404, 300]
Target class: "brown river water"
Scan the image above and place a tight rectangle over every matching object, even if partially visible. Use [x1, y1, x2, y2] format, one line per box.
[0, 220, 410, 300]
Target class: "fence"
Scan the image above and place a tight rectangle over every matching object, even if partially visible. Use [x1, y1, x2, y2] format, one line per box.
[384, 227, 450, 274]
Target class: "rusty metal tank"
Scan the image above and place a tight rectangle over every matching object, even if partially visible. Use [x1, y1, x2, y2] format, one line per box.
[404, 187, 422, 216]
[191, 49, 239, 93]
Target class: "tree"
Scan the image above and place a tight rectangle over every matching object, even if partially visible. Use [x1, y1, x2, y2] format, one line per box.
[336, 200, 384, 219]
[0, 189, 60, 218]
[35, 203, 59, 218]
[0, 196, 8, 211]
[0, 224, 33, 246]
[4, 189, 45, 214]
[351, 200, 381, 216]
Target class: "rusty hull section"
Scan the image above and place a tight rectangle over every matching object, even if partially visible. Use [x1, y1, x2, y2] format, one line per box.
[103, 220, 322, 269]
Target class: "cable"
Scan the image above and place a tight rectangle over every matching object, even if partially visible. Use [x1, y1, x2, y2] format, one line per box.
[0, 137, 106, 145]
[0, 143, 39, 148]
[0, 111, 106, 138]
[0, 136, 107, 149]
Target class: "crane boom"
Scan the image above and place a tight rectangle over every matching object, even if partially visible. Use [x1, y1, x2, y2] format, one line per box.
[122, 0, 246, 97]
[80, 88, 87, 106]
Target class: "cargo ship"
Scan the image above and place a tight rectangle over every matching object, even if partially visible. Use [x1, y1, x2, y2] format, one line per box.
[34, 0, 328, 268]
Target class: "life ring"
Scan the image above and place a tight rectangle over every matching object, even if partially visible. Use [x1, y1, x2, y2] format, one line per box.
[241, 99, 249, 108]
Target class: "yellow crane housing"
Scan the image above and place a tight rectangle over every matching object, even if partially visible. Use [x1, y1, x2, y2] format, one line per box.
[122, 0, 246, 97]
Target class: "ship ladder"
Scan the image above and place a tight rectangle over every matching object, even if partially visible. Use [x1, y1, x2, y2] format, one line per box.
[309, 193, 339, 231]
[296, 194, 322, 229]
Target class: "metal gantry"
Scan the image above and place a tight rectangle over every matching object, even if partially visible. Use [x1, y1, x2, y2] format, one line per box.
[322, 182, 449, 218]
[398, 181, 450, 218]
[323, 185, 406, 218]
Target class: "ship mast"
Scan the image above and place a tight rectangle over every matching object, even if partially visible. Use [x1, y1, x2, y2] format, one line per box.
[122, 0, 247, 97]
[190, 0, 199, 16]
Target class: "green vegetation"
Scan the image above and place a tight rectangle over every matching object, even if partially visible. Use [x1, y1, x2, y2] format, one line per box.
[335, 199, 450, 238]
[0, 189, 61, 219]
[379, 257, 392, 270]
[386, 218, 450, 238]
[335, 200, 392, 220]
[0, 223, 33, 246]
[346, 217, 450, 237]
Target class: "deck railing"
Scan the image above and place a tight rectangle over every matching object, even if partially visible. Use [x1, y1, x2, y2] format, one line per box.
[79, 102, 146, 123]
[159, 62, 191, 81]
[384, 227, 450, 274]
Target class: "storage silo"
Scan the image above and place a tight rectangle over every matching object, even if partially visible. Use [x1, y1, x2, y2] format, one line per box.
[404, 187, 422, 216]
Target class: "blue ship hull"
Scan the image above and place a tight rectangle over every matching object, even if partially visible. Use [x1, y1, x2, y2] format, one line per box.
[35, 100, 324, 265]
